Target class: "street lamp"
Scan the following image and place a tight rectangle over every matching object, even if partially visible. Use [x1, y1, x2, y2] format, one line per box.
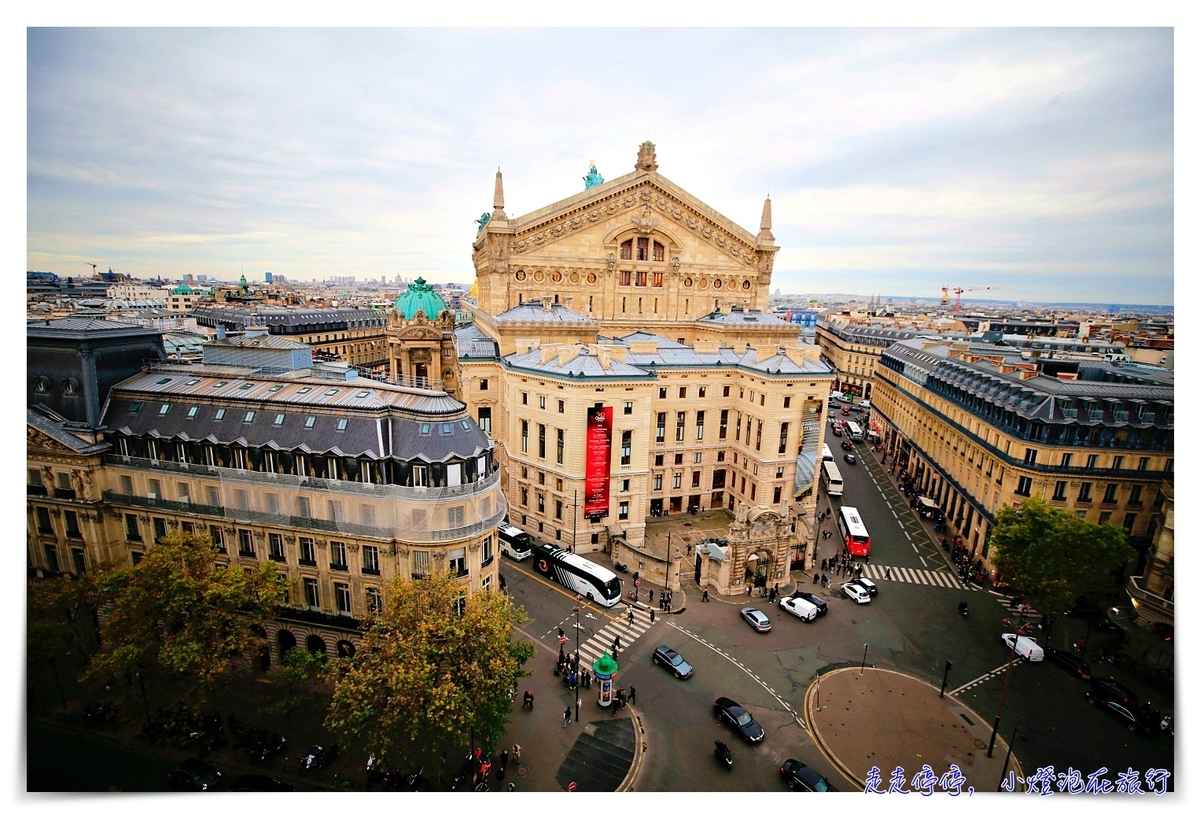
[997, 723, 1024, 791]
[860, 643, 869, 677]
[573, 596, 582, 724]
[987, 609, 1028, 757]
[940, 660, 953, 698]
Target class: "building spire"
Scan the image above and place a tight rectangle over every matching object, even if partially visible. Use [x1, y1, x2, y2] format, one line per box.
[757, 195, 774, 242]
[493, 167, 507, 220]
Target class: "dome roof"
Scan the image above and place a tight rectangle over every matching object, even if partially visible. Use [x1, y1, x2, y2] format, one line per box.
[172, 284, 197, 295]
[394, 277, 447, 320]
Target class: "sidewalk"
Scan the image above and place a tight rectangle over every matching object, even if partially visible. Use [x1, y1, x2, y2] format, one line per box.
[805, 667, 1021, 793]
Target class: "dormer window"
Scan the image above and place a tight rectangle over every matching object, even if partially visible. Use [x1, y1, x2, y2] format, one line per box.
[336, 418, 348, 431]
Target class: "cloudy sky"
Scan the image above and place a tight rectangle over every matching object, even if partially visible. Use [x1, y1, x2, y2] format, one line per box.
[27, 27, 1174, 305]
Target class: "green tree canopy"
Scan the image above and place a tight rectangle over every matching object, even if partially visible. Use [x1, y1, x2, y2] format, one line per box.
[81, 529, 286, 716]
[989, 496, 1134, 616]
[325, 571, 534, 772]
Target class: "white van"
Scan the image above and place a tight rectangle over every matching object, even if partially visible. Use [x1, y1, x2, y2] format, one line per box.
[780, 595, 820, 622]
[498, 523, 533, 560]
[1002, 633, 1044, 662]
[859, 400, 871, 410]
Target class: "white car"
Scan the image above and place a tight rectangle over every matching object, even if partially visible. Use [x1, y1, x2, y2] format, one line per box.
[850, 577, 877, 597]
[1001, 633, 1044, 662]
[779, 595, 820, 622]
[841, 582, 871, 604]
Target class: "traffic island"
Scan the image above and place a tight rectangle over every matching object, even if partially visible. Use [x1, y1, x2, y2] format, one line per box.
[804, 667, 1022, 793]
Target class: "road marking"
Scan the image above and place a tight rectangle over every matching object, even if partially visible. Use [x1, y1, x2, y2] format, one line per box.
[670, 623, 806, 731]
[919, 556, 928, 567]
[950, 659, 1025, 695]
[862, 563, 966, 590]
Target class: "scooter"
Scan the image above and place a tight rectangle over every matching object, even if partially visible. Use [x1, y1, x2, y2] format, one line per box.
[613, 561, 628, 573]
[300, 743, 339, 773]
[714, 740, 733, 770]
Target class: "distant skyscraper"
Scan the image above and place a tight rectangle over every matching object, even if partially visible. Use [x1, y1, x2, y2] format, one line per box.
[265, 272, 273, 283]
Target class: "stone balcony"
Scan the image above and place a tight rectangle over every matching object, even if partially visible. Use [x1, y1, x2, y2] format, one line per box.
[1126, 574, 1173, 628]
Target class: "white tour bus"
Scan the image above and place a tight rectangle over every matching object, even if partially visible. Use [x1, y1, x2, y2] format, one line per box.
[822, 460, 844, 497]
[845, 421, 864, 441]
[532, 545, 622, 606]
[822, 443, 834, 463]
[498, 522, 533, 560]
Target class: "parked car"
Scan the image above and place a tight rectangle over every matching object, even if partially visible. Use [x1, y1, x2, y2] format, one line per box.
[780, 759, 838, 791]
[740, 607, 772, 633]
[840, 439, 854, 451]
[167, 758, 223, 792]
[1001, 632, 1044, 661]
[850, 577, 877, 596]
[1094, 616, 1126, 636]
[779, 595, 820, 622]
[1090, 697, 1161, 736]
[843, 453, 857, 465]
[652, 645, 694, 679]
[1087, 676, 1138, 707]
[1045, 647, 1091, 680]
[230, 774, 294, 792]
[713, 696, 765, 743]
[791, 591, 828, 616]
[841, 582, 870, 604]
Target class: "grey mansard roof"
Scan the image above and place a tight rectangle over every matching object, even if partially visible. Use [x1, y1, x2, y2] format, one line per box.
[103, 366, 488, 462]
[492, 302, 595, 324]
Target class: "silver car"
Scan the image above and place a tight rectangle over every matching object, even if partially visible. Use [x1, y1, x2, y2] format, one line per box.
[740, 607, 772, 632]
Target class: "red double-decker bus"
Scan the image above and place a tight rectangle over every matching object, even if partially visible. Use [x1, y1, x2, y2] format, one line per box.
[837, 506, 871, 558]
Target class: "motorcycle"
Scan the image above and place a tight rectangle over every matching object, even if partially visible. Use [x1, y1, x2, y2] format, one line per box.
[301, 743, 339, 773]
[714, 740, 733, 770]
[613, 561, 628, 574]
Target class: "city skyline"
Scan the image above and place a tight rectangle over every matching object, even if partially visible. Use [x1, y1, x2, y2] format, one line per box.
[28, 28, 1173, 305]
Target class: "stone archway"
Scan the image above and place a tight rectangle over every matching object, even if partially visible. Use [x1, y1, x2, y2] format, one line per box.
[306, 634, 328, 657]
[277, 629, 297, 657]
[743, 548, 772, 588]
[336, 640, 356, 659]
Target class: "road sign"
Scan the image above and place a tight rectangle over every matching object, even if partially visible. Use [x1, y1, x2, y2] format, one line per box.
[559, 636, 567, 645]
[635, 578, 641, 587]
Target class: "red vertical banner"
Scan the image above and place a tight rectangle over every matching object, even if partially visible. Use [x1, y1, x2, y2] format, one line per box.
[584, 406, 613, 517]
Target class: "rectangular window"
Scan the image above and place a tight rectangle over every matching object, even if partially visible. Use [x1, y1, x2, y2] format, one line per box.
[676, 411, 686, 442]
[1103, 484, 1119, 504]
[238, 529, 255, 557]
[658, 387, 667, 400]
[555, 499, 563, 520]
[72, 547, 86, 574]
[412, 465, 428, 487]
[621, 430, 632, 466]
[783, 395, 791, 408]
[624, 401, 633, 415]
[778, 421, 789, 454]
[478, 407, 491, 433]
[620, 269, 631, 286]
[35, 506, 53, 533]
[1052, 481, 1067, 501]
[755, 420, 762, 451]
[692, 470, 701, 488]
[656, 412, 666, 444]
[1099, 511, 1112, 525]
[299, 537, 315, 564]
[1086, 454, 1098, 469]
[1111, 456, 1123, 471]
[1060, 453, 1072, 468]
[751, 484, 757, 501]
[520, 486, 528, 506]
[538, 424, 546, 458]
[210, 525, 225, 552]
[480, 378, 489, 391]
[1078, 482, 1093, 502]
[304, 578, 320, 609]
[719, 409, 728, 440]
[653, 473, 663, 491]
[362, 545, 379, 574]
[1129, 485, 1144, 505]
[773, 486, 782, 504]
[557, 428, 565, 464]
[64, 509, 81, 538]
[673, 472, 682, 489]
[147, 478, 162, 498]
[448, 505, 465, 527]
[366, 587, 383, 614]
[449, 547, 467, 576]
[269, 533, 285, 561]
[1023, 448, 1037, 465]
[153, 517, 168, 542]
[723, 385, 731, 397]
[655, 454, 664, 466]
[521, 420, 529, 453]
[330, 541, 347, 569]
[619, 501, 629, 521]
[44, 544, 60, 573]
[696, 410, 705, 440]
[296, 496, 311, 518]
[265, 493, 279, 514]
[1016, 476, 1033, 496]
[1138, 457, 1150, 471]
[539, 395, 546, 410]
[412, 550, 431, 578]
[1123, 513, 1138, 532]
[482, 536, 493, 567]
[521, 392, 528, 405]
[335, 583, 351, 615]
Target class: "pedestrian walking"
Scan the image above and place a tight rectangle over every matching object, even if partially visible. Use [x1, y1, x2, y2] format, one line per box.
[627, 608, 635, 626]
[813, 572, 819, 585]
[885, 567, 892, 580]
[563, 707, 572, 728]
[649, 589, 655, 604]
[523, 690, 534, 710]
[629, 686, 636, 705]
[512, 744, 521, 763]
[702, 588, 710, 602]
[497, 765, 506, 786]
[666, 601, 672, 613]
[746, 585, 752, 597]
[500, 574, 507, 592]
[649, 608, 655, 623]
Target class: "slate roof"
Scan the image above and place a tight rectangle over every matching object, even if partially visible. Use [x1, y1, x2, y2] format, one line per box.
[696, 307, 790, 326]
[493, 302, 595, 324]
[503, 346, 651, 379]
[455, 324, 500, 360]
[27, 408, 109, 454]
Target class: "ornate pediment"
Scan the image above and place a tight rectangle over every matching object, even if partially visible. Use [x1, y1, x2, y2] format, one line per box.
[508, 180, 760, 266]
[395, 325, 445, 342]
[27, 425, 74, 453]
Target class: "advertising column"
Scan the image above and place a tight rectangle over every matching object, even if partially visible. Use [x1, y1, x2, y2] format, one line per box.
[584, 405, 613, 519]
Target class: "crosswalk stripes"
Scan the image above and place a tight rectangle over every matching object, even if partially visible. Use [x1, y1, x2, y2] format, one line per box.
[575, 608, 656, 665]
[861, 563, 967, 590]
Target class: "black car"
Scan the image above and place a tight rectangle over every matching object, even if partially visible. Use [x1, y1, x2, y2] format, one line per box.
[840, 439, 854, 451]
[167, 758, 223, 791]
[1091, 698, 1161, 736]
[713, 696, 765, 743]
[791, 592, 828, 616]
[652, 645, 694, 679]
[1087, 676, 1138, 707]
[230, 774, 295, 791]
[1045, 647, 1091, 680]
[780, 759, 838, 791]
[843, 453, 857, 465]
[1094, 616, 1126, 636]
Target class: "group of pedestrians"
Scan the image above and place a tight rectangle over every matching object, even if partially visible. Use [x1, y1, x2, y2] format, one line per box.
[813, 549, 862, 589]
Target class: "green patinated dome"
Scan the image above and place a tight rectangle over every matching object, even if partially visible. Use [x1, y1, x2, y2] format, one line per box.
[394, 277, 447, 319]
[172, 284, 197, 295]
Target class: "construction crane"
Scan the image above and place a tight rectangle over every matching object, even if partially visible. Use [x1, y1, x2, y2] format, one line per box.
[86, 263, 98, 276]
[941, 285, 1001, 314]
